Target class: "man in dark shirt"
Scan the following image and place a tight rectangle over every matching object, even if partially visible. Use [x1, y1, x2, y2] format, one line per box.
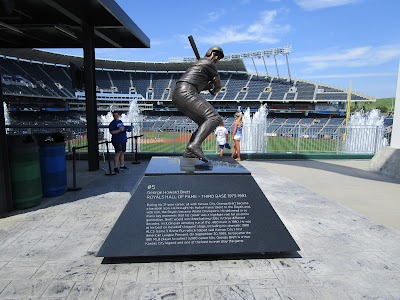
[172, 46, 224, 162]
[109, 111, 128, 173]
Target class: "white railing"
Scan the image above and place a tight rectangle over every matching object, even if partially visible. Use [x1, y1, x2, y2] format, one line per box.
[5, 122, 389, 155]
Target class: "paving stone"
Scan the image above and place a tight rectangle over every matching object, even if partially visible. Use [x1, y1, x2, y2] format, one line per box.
[251, 288, 282, 300]
[115, 265, 139, 283]
[112, 282, 183, 300]
[273, 269, 313, 287]
[65, 281, 102, 300]
[276, 287, 317, 300]
[248, 278, 283, 289]
[41, 280, 75, 298]
[343, 288, 395, 300]
[0, 279, 51, 299]
[183, 286, 211, 300]
[242, 259, 278, 270]
[158, 262, 183, 283]
[0, 265, 40, 280]
[183, 271, 223, 287]
[0, 280, 11, 295]
[208, 284, 255, 300]
[183, 261, 219, 273]
[96, 279, 118, 300]
[243, 269, 277, 280]
[309, 287, 352, 300]
[216, 267, 249, 285]
[136, 264, 159, 283]
[31, 261, 68, 279]
[55, 264, 100, 282]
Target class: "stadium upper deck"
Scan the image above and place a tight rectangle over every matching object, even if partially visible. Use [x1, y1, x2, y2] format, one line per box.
[1, 48, 375, 116]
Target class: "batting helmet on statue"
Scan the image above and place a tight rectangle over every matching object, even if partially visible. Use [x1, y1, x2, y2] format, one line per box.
[205, 46, 224, 60]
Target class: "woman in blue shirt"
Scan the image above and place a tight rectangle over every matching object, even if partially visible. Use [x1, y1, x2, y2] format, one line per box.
[109, 111, 128, 173]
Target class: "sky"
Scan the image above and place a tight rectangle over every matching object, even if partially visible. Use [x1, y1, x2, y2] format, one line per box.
[43, 0, 400, 99]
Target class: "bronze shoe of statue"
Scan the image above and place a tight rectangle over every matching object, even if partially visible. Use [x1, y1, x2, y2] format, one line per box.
[187, 143, 209, 162]
[183, 148, 197, 158]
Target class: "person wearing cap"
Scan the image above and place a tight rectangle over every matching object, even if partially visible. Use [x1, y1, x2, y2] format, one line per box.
[109, 111, 128, 173]
[231, 111, 243, 161]
[172, 46, 224, 162]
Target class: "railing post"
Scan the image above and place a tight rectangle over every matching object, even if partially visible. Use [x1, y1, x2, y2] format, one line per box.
[374, 125, 380, 154]
[173, 125, 177, 153]
[67, 147, 82, 191]
[297, 125, 301, 153]
[336, 128, 341, 154]
[132, 135, 143, 164]
[104, 141, 116, 175]
[131, 125, 134, 153]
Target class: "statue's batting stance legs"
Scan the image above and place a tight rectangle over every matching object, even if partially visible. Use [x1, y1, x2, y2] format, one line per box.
[172, 82, 222, 162]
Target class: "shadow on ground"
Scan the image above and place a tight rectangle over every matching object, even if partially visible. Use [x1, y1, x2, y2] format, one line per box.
[0, 159, 149, 219]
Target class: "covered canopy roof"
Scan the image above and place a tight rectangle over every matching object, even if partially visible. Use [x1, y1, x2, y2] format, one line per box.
[0, 48, 248, 72]
[0, 0, 149, 48]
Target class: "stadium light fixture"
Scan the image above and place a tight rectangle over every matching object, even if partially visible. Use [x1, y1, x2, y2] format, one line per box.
[0, 21, 23, 34]
[168, 45, 293, 62]
[55, 24, 77, 39]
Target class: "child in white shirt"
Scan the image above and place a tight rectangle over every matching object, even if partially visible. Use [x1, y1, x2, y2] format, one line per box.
[214, 121, 230, 156]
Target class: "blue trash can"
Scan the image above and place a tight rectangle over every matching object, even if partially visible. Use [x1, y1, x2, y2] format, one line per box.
[36, 133, 67, 197]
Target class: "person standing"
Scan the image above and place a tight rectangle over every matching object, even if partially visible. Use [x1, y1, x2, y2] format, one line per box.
[172, 46, 224, 162]
[109, 111, 128, 173]
[215, 120, 230, 156]
[231, 111, 243, 161]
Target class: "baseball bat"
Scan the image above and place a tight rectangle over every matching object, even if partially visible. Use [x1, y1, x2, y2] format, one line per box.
[188, 35, 201, 60]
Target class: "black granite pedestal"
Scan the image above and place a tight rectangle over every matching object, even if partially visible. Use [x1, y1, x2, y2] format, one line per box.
[97, 156, 299, 261]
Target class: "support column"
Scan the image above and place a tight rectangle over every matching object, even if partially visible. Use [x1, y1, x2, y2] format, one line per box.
[390, 61, 400, 149]
[0, 70, 13, 212]
[83, 22, 99, 171]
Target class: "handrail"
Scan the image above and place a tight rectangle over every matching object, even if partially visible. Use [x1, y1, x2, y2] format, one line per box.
[68, 139, 115, 192]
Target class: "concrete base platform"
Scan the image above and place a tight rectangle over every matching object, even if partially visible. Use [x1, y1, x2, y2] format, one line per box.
[370, 146, 400, 180]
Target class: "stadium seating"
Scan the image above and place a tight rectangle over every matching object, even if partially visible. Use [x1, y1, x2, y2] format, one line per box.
[109, 71, 131, 94]
[1, 55, 374, 123]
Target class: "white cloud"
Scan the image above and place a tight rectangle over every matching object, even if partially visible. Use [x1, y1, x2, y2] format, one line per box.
[206, 10, 226, 23]
[294, 0, 360, 11]
[293, 44, 400, 72]
[197, 10, 290, 45]
[301, 72, 397, 79]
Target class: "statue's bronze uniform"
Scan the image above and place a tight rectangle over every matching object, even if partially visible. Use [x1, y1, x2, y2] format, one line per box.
[172, 47, 224, 162]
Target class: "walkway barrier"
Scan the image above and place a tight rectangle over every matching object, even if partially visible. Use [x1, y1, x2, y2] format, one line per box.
[129, 134, 143, 164]
[5, 123, 389, 155]
[7, 134, 42, 210]
[68, 140, 115, 192]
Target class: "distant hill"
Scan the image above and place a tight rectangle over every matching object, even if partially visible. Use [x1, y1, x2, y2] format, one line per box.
[353, 97, 395, 114]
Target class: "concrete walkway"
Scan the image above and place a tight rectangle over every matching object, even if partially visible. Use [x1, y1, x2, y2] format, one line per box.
[249, 159, 400, 231]
[0, 158, 399, 299]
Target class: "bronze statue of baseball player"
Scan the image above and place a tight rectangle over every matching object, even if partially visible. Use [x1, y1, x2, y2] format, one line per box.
[172, 46, 224, 162]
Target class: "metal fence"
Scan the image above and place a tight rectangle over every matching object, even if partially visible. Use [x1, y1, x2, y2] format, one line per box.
[5, 122, 390, 156]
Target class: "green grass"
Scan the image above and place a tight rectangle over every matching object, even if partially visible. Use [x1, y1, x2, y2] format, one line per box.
[266, 137, 341, 153]
[68, 132, 344, 154]
[352, 97, 395, 114]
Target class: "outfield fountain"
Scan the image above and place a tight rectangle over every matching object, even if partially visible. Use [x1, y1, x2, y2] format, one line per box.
[241, 104, 268, 153]
[343, 108, 386, 153]
[3, 102, 10, 132]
